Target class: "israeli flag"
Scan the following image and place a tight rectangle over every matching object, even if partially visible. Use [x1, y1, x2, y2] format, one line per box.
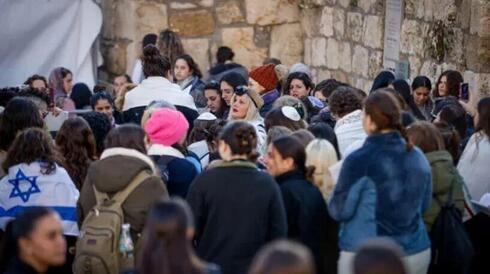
[0, 162, 79, 236]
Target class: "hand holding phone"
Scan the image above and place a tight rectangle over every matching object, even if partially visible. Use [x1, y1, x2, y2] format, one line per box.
[460, 83, 469, 101]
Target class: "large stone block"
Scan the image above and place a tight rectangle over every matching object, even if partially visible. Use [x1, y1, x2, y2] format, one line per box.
[475, 73, 490, 96]
[368, 50, 383, 78]
[320, 6, 334, 37]
[400, 20, 426, 55]
[363, 15, 383, 49]
[270, 23, 304, 67]
[447, 28, 464, 64]
[182, 38, 210, 72]
[433, 0, 457, 21]
[311, 38, 327, 67]
[339, 42, 352, 73]
[359, 0, 378, 13]
[326, 38, 339, 69]
[347, 12, 363, 43]
[334, 9, 345, 38]
[420, 60, 439, 81]
[300, 8, 322, 38]
[352, 45, 369, 77]
[101, 39, 131, 75]
[169, 9, 215, 37]
[316, 69, 332, 82]
[338, 0, 350, 8]
[304, 38, 313, 66]
[245, 0, 299, 26]
[221, 27, 268, 69]
[216, 1, 245, 25]
[169, 2, 197, 10]
[198, 0, 214, 7]
[408, 55, 422, 78]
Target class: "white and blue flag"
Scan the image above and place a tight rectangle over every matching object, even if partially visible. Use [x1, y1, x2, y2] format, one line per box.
[0, 162, 79, 236]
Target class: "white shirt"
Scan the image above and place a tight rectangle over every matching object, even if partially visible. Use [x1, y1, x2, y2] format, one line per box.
[334, 109, 367, 158]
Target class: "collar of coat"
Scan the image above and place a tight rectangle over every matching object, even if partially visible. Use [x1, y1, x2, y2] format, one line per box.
[147, 144, 185, 159]
[101, 147, 156, 173]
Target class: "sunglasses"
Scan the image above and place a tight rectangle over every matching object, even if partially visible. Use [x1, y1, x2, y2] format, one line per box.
[234, 85, 249, 96]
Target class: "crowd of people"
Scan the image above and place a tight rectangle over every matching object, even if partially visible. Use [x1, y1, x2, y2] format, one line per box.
[0, 29, 489, 274]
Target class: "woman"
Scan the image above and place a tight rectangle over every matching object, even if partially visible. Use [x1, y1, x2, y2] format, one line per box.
[248, 240, 315, 274]
[305, 139, 339, 200]
[433, 121, 461, 164]
[264, 106, 306, 132]
[406, 121, 465, 231]
[248, 64, 280, 117]
[329, 91, 432, 274]
[78, 124, 169, 246]
[272, 95, 308, 121]
[24, 74, 48, 91]
[0, 208, 67, 274]
[123, 45, 197, 126]
[91, 91, 120, 127]
[56, 117, 98, 190]
[131, 33, 158, 84]
[70, 83, 92, 110]
[208, 46, 248, 82]
[137, 198, 221, 274]
[188, 112, 219, 169]
[285, 72, 314, 99]
[219, 72, 248, 107]
[48, 67, 75, 111]
[0, 98, 45, 178]
[144, 108, 200, 198]
[174, 54, 206, 108]
[390, 79, 425, 120]
[158, 29, 184, 65]
[457, 97, 490, 201]
[434, 70, 464, 99]
[370, 70, 395, 93]
[328, 86, 366, 157]
[204, 81, 228, 119]
[308, 122, 340, 159]
[411, 76, 433, 120]
[79, 111, 112, 157]
[228, 86, 267, 154]
[266, 136, 338, 274]
[187, 121, 287, 274]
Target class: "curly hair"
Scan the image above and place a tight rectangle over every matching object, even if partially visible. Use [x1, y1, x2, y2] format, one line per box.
[328, 86, 362, 118]
[24, 74, 48, 89]
[79, 112, 112, 156]
[0, 97, 44, 151]
[3, 128, 59, 175]
[56, 117, 97, 189]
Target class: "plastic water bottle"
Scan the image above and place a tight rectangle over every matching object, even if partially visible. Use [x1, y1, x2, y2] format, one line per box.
[119, 223, 134, 258]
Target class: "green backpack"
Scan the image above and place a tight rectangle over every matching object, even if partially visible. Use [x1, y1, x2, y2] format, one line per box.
[74, 170, 150, 274]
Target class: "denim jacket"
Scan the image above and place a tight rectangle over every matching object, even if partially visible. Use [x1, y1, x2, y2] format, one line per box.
[328, 131, 432, 255]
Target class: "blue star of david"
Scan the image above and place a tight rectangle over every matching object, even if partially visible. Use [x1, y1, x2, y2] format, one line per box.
[8, 169, 41, 203]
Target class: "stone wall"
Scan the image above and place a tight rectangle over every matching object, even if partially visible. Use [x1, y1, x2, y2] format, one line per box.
[302, 0, 490, 97]
[99, 0, 304, 79]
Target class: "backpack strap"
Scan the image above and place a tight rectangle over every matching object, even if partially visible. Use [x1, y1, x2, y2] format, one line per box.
[93, 170, 151, 205]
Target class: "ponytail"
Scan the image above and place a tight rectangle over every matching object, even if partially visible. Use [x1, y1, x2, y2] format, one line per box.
[396, 124, 413, 151]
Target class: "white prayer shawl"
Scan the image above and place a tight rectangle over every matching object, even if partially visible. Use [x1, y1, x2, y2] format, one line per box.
[334, 109, 367, 158]
[0, 162, 79, 236]
[123, 77, 197, 111]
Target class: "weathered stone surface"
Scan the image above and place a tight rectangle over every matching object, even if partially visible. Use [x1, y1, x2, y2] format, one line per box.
[300, 8, 321, 38]
[334, 9, 345, 38]
[433, 0, 457, 21]
[364, 80, 374, 93]
[254, 26, 271, 48]
[359, 0, 377, 13]
[169, 9, 215, 37]
[368, 50, 383, 78]
[221, 27, 268, 69]
[448, 28, 464, 64]
[347, 12, 363, 43]
[338, 0, 350, 8]
[304, 38, 312, 66]
[352, 45, 369, 77]
[326, 38, 339, 69]
[311, 38, 327, 67]
[198, 0, 214, 7]
[400, 20, 426, 55]
[170, 2, 197, 10]
[245, 0, 299, 26]
[363, 15, 383, 49]
[216, 1, 245, 25]
[420, 60, 439, 80]
[332, 70, 349, 83]
[270, 23, 303, 67]
[479, 0, 490, 37]
[101, 39, 131, 75]
[320, 6, 334, 37]
[316, 69, 332, 82]
[182, 38, 210, 72]
[408, 55, 422, 78]
[339, 42, 352, 73]
[475, 73, 490, 96]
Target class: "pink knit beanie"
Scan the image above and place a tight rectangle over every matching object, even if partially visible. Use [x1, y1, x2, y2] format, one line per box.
[144, 108, 189, 146]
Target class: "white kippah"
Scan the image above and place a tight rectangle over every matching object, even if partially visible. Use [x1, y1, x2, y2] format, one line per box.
[281, 106, 301, 121]
[197, 112, 217, 121]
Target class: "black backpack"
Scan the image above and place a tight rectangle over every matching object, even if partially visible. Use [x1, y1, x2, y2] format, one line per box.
[428, 180, 474, 274]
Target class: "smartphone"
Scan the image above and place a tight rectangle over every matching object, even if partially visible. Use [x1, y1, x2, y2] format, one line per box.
[460, 83, 469, 101]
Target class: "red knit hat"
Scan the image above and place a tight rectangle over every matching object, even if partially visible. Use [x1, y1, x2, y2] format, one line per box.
[249, 64, 278, 91]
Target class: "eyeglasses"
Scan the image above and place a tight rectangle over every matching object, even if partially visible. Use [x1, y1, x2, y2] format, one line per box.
[234, 85, 248, 96]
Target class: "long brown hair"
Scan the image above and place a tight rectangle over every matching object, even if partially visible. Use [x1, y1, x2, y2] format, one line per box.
[406, 121, 445, 153]
[364, 90, 413, 151]
[56, 117, 97, 189]
[3, 128, 59, 175]
[137, 198, 205, 274]
[476, 96, 490, 138]
[433, 70, 463, 98]
[158, 29, 184, 65]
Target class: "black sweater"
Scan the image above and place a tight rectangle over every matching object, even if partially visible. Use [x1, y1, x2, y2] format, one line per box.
[275, 170, 339, 274]
[186, 160, 287, 274]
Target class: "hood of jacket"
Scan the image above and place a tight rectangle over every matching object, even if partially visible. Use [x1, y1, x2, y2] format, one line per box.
[425, 150, 458, 194]
[86, 147, 156, 193]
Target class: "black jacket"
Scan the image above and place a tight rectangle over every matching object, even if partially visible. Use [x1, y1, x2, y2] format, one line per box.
[275, 170, 339, 274]
[187, 160, 287, 274]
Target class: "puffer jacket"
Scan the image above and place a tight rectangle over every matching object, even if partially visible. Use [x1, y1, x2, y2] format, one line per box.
[77, 147, 169, 243]
[423, 150, 465, 231]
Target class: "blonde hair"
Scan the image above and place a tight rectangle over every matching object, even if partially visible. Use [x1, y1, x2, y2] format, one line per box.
[228, 93, 261, 122]
[115, 83, 137, 111]
[305, 139, 338, 199]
